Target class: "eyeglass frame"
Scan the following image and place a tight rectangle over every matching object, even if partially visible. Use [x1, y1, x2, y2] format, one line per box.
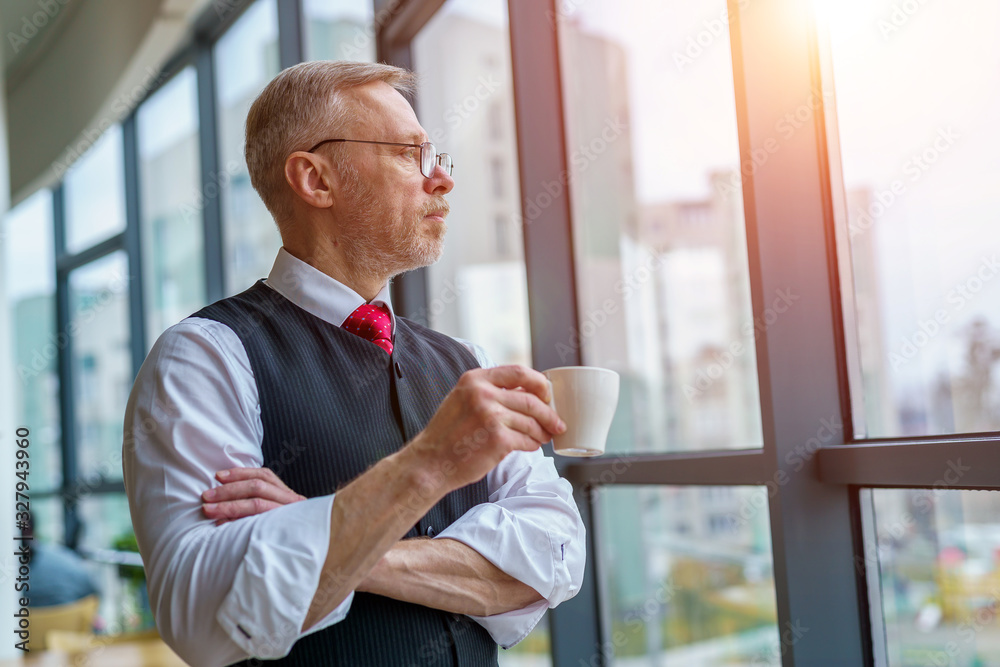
[305, 138, 453, 178]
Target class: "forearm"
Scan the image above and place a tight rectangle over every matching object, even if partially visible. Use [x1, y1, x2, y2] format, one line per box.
[302, 446, 445, 630]
[357, 537, 543, 617]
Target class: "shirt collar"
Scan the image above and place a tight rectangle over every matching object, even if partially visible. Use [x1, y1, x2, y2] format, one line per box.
[264, 247, 396, 333]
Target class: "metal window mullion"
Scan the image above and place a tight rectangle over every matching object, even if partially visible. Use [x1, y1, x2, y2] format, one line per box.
[196, 40, 226, 303]
[52, 184, 80, 547]
[277, 0, 305, 68]
[730, 0, 868, 663]
[508, 1, 603, 665]
[122, 113, 146, 376]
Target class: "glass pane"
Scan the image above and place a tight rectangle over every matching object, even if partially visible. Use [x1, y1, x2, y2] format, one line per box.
[4, 190, 61, 490]
[304, 0, 375, 62]
[77, 493, 153, 633]
[870, 488, 1000, 666]
[599, 486, 777, 665]
[214, 0, 282, 294]
[413, 0, 532, 367]
[64, 125, 126, 253]
[558, 0, 763, 454]
[138, 66, 205, 343]
[499, 612, 551, 666]
[822, 0, 1000, 437]
[70, 252, 131, 483]
[29, 496, 65, 545]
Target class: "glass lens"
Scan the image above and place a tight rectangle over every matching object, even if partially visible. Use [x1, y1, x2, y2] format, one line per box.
[558, 0, 763, 454]
[420, 142, 436, 178]
[822, 0, 1000, 437]
[440, 153, 453, 176]
[868, 488, 1000, 665]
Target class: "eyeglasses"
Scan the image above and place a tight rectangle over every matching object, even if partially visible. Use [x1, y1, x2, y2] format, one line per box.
[306, 139, 453, 179]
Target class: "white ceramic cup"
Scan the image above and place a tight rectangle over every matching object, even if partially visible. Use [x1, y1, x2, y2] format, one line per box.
[543, 366, 620, 457]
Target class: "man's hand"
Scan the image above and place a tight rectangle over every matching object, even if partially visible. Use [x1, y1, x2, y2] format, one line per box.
[201, 467, 305, 525]
[199, 366, 564, 525]
[199, 366, 565, 525]
[406, 365, 566, 496]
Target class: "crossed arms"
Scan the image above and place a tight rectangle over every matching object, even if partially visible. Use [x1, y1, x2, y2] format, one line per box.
[123, 318, 586, 667]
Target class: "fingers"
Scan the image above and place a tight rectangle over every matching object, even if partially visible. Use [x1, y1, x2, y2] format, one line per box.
[498, 408, 555, 445]
[495, 388, 565, 438]
[202, 477, 304, 506]
[213, 466, 296, 492]
[480, 365, 552, 402]
[203, 497, 287, 524]
[201, 467, 305, 524]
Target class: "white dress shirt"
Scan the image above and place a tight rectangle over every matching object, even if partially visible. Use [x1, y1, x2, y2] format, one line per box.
[122, 248, 586, 667]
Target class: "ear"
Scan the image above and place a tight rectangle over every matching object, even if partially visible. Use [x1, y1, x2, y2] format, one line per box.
[284, 151, 339, 210]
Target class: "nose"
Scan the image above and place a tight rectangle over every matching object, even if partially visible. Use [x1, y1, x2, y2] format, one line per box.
[424, 164, 454, 196]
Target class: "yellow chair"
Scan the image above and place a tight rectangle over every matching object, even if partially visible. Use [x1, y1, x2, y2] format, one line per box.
[29, 594, 99, 651]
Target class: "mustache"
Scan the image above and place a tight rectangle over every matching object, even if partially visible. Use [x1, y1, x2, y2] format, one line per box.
[421, 199, 451, 217]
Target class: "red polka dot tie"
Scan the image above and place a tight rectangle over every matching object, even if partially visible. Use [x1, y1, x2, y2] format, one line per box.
[342, 304, 393, 355]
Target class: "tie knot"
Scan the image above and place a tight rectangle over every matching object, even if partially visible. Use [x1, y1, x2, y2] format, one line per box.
[342, 304, 393, 355]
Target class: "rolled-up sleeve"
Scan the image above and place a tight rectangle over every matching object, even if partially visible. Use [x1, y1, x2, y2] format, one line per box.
[123, 319, 351, 667]
[434, 447, 586, 648]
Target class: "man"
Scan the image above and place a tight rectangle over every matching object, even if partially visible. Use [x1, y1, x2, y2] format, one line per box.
[122, 61, 585, 667]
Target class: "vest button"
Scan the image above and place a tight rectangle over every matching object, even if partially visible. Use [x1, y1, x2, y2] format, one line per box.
[425, 525, 435, 538]
[394, 361, 403, 378]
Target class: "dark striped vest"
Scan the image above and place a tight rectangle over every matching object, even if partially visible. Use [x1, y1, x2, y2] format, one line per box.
[194, 280, 497, 667]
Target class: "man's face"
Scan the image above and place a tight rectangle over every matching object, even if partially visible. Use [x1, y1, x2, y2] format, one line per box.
[332, 82, 454, 281]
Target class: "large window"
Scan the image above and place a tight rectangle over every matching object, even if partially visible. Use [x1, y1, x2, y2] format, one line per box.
[599, 486, 776, 664]
[64, 126, 127, 253]
[214, 0, 282, 293]
[68, 252, 131, 483]
[557, 0, 762, 455]
[303, 0, 375, 61]
[3, 190, 60, 491]
[413, 0, 532, 367]
[137, 66, 205, 342]
[823, 0, 1000, 438]
[819, 1, 1000, 664]
[868, 488, 1000, 666]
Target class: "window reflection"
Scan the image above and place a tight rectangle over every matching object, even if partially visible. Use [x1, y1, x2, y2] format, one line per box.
[558, 0, 762, 453]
